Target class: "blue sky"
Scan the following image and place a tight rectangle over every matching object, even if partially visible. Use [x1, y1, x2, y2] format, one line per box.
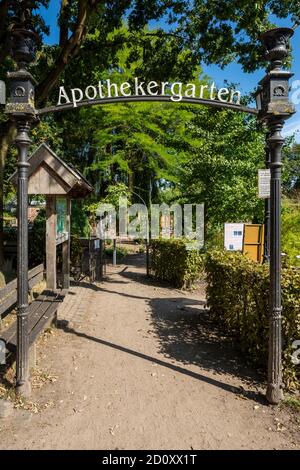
[38, 1, 300, 141]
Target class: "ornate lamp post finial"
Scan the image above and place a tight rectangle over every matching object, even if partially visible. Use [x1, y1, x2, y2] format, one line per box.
[8, 0, 39, 70]
[262, 28, 293, 71]
[5, 1, 39, 117]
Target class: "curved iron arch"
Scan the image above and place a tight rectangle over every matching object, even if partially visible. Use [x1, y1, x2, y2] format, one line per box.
[37, 94, 258, 116]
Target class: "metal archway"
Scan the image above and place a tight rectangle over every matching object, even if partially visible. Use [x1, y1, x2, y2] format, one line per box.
[37, 95, 258, 116]
[4, 21, 295, 405]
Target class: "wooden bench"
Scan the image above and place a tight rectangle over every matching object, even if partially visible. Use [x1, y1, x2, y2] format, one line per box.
[0, 264, 44, 321]
[0, 264, 66, 357]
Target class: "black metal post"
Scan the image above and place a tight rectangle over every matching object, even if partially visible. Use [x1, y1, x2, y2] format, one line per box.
[146, 243, 150, 276]
[5, 2, 39, 396]
[266, 119, 284, 404]
[257, 27, 295, 404]
[264, 133, 271, 263]
[15, 117, 32, 396]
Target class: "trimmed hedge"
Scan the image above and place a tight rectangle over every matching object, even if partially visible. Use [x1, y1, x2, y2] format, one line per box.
[149, 239, 203, 288]
[205, 250, 300, 389]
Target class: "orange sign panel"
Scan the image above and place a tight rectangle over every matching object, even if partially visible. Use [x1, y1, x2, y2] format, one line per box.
[243, 224, 264, 263]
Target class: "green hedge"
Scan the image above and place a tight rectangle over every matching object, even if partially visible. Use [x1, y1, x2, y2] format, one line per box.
[205, 250, 300, 389]
[149, 239, 203, 288]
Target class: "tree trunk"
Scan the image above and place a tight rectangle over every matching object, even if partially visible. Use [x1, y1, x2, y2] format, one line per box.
[128, 172, 134, 193]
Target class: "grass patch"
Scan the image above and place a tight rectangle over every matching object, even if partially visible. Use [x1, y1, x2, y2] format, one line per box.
[105, 246, 128, 258]
[283, 395, 300, 412]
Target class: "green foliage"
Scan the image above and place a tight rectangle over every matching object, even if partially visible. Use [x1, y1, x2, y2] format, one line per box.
[282, 142, 300, 194]
[149, 238, 204, 288]
[205, 250, 300, 390]
[105, 246, 128, 259]
[62, 30, 267, 240]
[80, 99, 193, 204]
[71, 201, 91, 237]
[283, 396, 300, 411]
[282, 199, 300, 267]
[103, 183, 132, 208]
[177, 108, 265, 241]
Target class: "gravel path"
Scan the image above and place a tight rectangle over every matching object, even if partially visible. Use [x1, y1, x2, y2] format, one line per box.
[0, 254, 299, 450]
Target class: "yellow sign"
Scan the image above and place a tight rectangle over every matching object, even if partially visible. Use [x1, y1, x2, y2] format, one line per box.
[243, 224, 264, 263]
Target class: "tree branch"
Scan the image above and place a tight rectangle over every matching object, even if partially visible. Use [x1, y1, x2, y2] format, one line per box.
[36, 0, 99, 105]
[59, 0, 70, 46]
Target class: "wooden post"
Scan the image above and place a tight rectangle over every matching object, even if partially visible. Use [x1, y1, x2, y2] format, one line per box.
[62, 197, 71, 289]
[46, 195, 57, 290]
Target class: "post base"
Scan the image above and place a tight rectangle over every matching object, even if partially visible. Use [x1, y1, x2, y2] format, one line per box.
[266, 383, 283, 404]
[16, 380, 31, 398]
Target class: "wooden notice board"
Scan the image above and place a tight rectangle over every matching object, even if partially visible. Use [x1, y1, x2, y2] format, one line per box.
[243, 224, 264, 263]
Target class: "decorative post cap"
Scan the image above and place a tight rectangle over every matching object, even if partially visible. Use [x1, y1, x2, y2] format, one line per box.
[5, 1, 39, 118]
[261, 28, 294, 70]
[8, 0, 40, 70]
[255, 27, 295, 121]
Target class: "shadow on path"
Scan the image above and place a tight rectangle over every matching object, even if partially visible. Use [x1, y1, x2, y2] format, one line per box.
[57, 320, 265, 404]
[67, 253, 265, 403]
[149, 296, 263, 388]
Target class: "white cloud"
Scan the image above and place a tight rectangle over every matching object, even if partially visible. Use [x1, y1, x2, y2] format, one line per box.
[282, 118, 300, 141]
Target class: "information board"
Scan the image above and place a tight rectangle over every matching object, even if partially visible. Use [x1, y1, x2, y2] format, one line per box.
[224, 223, 244, 251]
[258, 169, 271, 199]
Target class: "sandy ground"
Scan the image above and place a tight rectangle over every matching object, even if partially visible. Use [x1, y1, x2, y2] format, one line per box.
[0, 254, 299, 450]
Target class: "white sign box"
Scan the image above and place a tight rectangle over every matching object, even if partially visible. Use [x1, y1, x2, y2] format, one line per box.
[224, 223, 244, 251]
[258, 169, 271, 199]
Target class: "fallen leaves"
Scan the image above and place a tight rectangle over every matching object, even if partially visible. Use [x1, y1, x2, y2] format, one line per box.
[274, 417, 287, 432]
[109, 424, 120, 436]
[14, 399, 40, 414]
[31, 369, 58, 389]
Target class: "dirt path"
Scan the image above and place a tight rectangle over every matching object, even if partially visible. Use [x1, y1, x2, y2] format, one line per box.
[0, 254, 299, 450]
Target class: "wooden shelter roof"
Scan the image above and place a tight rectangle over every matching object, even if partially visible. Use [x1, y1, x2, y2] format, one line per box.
[10, 143, 93, 198]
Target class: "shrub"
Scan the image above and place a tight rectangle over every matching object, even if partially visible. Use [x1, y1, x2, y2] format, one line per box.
[282, 199, 300, 267]
[149, 238, 204, 288]
[105, 246, 128, 259]
[205, 250, 300, 389]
